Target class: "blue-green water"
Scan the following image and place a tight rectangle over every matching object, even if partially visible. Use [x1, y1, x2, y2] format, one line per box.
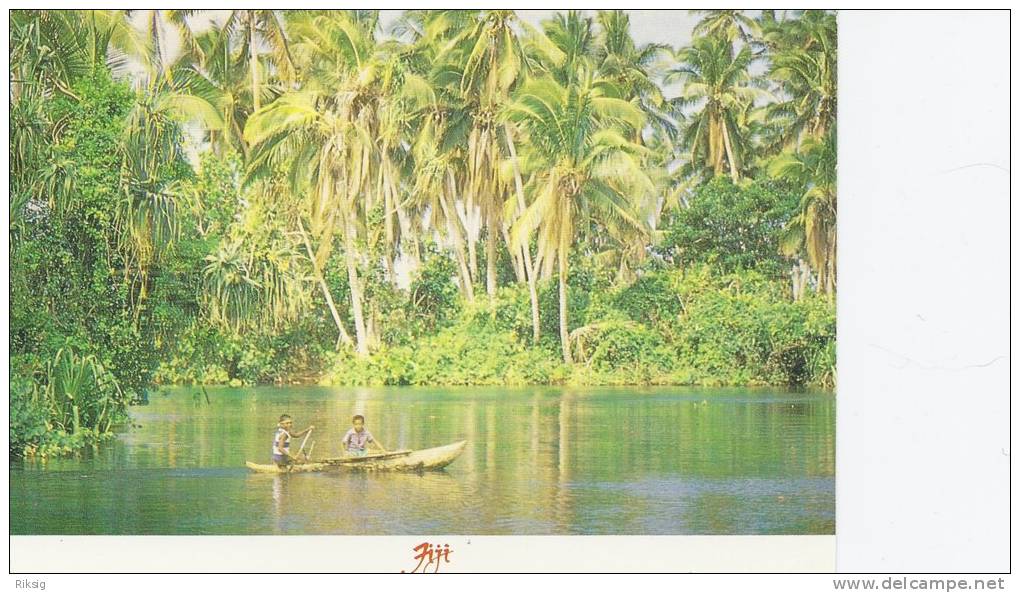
[9, 385, 834, 535]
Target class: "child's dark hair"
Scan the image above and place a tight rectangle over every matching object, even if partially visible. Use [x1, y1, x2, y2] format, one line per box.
[279, 414, 292, 423]
[352, 414, 365, 423]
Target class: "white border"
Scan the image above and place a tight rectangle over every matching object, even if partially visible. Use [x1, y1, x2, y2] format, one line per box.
[11, 535, 835, 573]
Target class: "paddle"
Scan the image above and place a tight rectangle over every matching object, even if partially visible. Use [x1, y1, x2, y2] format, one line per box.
[292, 427, 314, 464]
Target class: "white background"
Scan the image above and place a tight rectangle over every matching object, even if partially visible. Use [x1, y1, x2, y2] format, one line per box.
[3, 3, 1014, 588]
[838, 9, 1010, 572]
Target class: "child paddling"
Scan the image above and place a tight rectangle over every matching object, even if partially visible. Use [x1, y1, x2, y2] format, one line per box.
[273, 414, 314, 467]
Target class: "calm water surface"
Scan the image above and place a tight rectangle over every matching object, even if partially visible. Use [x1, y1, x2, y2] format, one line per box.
[10, 386, 834, 535]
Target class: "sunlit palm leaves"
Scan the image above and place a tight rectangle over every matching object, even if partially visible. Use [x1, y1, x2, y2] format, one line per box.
[769, 130, 836, 294]
[220, 10, 297, 112]
[178, 27, 253, 157]
[118, 85, 191, 272]
[595, 11, 675, 145]
[536, 10, 597, 85]
[765, 10, 836, 149]
[691, 10, 763, 45]
[507, 72, 654, 363]
[10, 10, 143, 100]
[665, 35, 768, 182]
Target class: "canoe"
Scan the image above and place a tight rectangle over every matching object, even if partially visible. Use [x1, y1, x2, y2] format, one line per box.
[245, 440, 467, 474]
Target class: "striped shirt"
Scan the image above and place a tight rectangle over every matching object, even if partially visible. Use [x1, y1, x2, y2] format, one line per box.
[272, 428, 291, 456]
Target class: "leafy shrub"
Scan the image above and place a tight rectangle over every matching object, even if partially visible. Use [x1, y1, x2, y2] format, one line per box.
[666, 267, 836, 386]
[324, 264, 835, 388]
[10, 347, 131, 458]
[406, 245, 461, 336]
[10, 376, 49, 457]
[660, 177, 799, 280]
[610, 273, 684, 326]
[328, 316, 567, 386]
[155, 319, 332, 386]
[575, 321, 669, 368]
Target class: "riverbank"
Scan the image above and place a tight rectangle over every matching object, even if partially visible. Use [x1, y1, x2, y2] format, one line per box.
[169, 268, 836, 390]
[11, 267, 834, 459]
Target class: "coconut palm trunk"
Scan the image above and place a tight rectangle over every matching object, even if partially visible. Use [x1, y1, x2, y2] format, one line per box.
[558, 243, 573, 365]
[249, 16, 260, 112]
[720, 119, 740, 182]
[485, 208, 498, 300]
[504, 123, 541, 342]
[825, 227, 836, 297]
[299, 221, 353, 348]
[343, 218, 369, 356]
[394, 194, 418, 267]
[461, 184, 479, 281]
[501, 225, 525, 283]
[382, 166, 396, 282]
[441, 174, 475, 302]
[710, 116, 726, 176]
[467, 226, 479, 281]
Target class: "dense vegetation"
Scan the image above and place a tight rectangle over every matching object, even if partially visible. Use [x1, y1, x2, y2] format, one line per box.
[10, 10, 836, 457]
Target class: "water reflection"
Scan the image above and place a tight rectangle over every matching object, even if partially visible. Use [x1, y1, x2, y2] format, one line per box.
[11, 386, 834, 535]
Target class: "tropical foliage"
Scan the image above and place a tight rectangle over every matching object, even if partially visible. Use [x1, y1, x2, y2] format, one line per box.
[10, 9, 837, 457]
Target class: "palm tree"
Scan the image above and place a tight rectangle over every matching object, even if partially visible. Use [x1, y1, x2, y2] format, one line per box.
[537, 11, 596, 85]
[180, 27, 254, 158]
[457, 11, 521, 300]
[395, 14, 481, 304]
[761, 10, 835, 53]
[766, 10, 837, 148]
[10, 10, 147, 101]
[691, 10, 762, 45]
[595, 11, 674, 144]
[117, 76, 201, 322]
[507, 72, 655, 363]
[221, 10, 297, 112]
[124, 9, 200, 87]
[769, 129, 836, 296]
[451, 11, 545, 343]
[202, 180, 311, 331]
[245, 11, 416, 356]
[665, 35, 767, 182]
[243, 13, 367, 354]
[404, 71, 476, 304]
[202, 239, 263, 330]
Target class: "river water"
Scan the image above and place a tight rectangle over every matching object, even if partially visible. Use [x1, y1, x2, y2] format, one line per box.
[10, 385, 834, 535]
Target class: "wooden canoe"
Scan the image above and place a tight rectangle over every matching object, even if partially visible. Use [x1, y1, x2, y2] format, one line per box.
[245, 440, 467, 474]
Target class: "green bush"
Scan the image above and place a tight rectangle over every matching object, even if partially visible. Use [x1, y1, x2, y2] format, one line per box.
[9, 347, 131, 458]
[660, 177, 799, 280]
[666, 267, 836, 386]
[405, 245, 461, 337]
[327, 315, 568, 387]
[610, 273, 684, 326]
[155, 320, 332, 386]
[324, 265, 835, 389]
[10, 376, 50, 457]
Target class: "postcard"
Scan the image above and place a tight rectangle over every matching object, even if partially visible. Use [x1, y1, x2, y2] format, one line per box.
[10, 8, 844, 575]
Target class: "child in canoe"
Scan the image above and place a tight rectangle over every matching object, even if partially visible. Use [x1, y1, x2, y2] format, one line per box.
[273, 414, 314, 467]
[341, 414, 387, 457]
